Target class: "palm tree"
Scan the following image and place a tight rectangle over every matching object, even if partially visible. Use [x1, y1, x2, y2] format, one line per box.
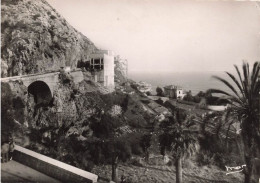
[208, 61, 260, 183]
[159, 109, 199, 183]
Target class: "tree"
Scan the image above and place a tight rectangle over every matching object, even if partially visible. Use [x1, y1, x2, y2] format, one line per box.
[183, 90, 193, 102]
[146, 91, 152, 96]
[159, 109, 199, 183]
[209, 62, 260, 183]
[90, 114, 131, 182]
[156, 87, 164, 97]
[106, 137, 131, 182]
[1, 83, 16, 139]
[140, 133, 152, 162]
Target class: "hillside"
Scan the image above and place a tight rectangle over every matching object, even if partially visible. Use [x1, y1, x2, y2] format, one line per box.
[1, 1, 249, 183]
[1, 0, 97, 77]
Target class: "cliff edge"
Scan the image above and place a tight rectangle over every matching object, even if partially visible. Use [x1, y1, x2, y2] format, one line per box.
[1, 0, 97, 77]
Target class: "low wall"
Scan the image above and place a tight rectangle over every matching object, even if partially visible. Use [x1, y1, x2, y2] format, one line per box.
[13, 145, 98, 183]
[207, 105, 227, 111]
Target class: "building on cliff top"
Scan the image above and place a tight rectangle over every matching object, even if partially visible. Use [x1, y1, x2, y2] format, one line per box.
[88, 50, 115, 91]
[163, 85, 186, 99]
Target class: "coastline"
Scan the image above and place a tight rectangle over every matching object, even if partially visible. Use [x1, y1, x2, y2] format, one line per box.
[128, 71, 231, 95]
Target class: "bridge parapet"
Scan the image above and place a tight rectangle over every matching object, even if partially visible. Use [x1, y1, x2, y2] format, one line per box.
[0, 72, 60, 82]
[1, 70, 84, 97]
[13, 145, 98, 183]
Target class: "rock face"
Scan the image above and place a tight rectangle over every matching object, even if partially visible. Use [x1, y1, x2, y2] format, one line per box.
[1, 0, 97, 77]
[114, 56, 128, 84]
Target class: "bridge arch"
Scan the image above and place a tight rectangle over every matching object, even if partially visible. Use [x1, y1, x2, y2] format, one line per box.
[28, 81, 52, 105]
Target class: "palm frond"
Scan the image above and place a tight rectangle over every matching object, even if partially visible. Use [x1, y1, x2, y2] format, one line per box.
[225, 71, 245, 99]
[234, 64, 245, 94]
[242, 62, 250, 99]
[251, 62, 259, 82]
[207, 89, 231, 96]
[212, 76, 241, 99]
[251, 62, 260, 94]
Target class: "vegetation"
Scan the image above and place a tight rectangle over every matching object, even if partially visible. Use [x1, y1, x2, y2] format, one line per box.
[91, 114, 131, 182]
[1, 83, 15, 140]
[156, 86, 164, 97]
[146, 91, 152, 96]
[183, 90, 229, 105]
[33, 14, 41, 20]
[159, 110, 199, 183]
[209, 62, 260, 183]
[140, 133, 152, 162]
[58, 69, 74, 85]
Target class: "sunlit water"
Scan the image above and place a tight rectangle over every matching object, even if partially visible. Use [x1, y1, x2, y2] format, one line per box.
[128, 71, 234, 95]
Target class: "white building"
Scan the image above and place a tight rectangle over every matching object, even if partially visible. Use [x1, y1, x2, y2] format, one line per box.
[89, 50, 115, 91]
[163, 85, 186, 99]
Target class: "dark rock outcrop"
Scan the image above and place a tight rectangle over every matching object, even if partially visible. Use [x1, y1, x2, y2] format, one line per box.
[1, 0, 97, 77]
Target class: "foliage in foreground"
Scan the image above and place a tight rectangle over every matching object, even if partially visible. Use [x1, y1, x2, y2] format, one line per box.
[209, 62, 260, 183]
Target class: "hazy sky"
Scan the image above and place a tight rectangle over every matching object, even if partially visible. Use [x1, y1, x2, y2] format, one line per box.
[47, 0, 260, 73]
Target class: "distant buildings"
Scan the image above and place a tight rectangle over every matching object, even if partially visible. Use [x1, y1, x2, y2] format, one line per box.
[163, 85, 186, 99]
[88, 50, 115, 91]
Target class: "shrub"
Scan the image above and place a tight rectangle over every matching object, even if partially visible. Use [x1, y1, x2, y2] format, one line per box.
[146, 91, 151, 96]
[1, 83, 16, 134]
[130, 158, 144, 167]
[197, 151, 215, 166]
[156, 87, 164, 97]
[131, 144, 143, 155]
[213, 152, 227, 169]
[59, 70, 74, 84]
[2, 0, 22, 5]
[155, 98, 164, 105]
[183, 91, 194, 102]
[33, 14, 41, 20]
[214, 153, 243, 170]
[50, 15, 56, 20]
[33, 22, 42, 26]
[83, 160, 94, 171]
[15, 21, 30, 30]
[167, 160, 174, 166]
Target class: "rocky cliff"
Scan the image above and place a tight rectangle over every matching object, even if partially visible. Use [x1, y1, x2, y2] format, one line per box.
[1, 0, 146, 175]
[1, 0, 97, 77]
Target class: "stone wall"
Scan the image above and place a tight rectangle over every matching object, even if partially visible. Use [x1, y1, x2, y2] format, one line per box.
[13, 145, 98, 183]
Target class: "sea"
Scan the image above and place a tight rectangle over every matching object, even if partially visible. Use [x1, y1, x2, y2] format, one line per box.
[128, 71, 233, 95]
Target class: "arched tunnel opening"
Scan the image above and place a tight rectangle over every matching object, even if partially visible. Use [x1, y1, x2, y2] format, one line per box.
[28, 81, 52, 105]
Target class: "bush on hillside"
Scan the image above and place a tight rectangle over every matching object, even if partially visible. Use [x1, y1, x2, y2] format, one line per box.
[146, 91, 151, 96]
[59, 70, 74, 85]
[156, 87, 164, 97]
[33, 14, 41, 20]
[1, 82, 20, 140]
[197, 151, 215, 166]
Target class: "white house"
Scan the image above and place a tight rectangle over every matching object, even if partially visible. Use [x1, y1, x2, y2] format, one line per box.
[89, 50, 115, 91]
[163, 85, 186, 99]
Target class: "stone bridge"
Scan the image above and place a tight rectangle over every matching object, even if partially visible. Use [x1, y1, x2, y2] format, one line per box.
[1, 69, 84, 104]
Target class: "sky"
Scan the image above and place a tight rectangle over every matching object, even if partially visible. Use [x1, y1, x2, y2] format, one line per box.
[46, 0, 260, 73]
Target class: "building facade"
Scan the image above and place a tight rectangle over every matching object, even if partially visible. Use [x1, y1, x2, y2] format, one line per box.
[163, 85, 186, 99]
[89, 50, 115, 91]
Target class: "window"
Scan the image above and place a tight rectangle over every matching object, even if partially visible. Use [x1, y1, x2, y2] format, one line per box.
[94, 58, 100, 64]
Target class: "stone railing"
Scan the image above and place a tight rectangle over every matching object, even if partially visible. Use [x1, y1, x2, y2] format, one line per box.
[13, 145, 98, 183]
